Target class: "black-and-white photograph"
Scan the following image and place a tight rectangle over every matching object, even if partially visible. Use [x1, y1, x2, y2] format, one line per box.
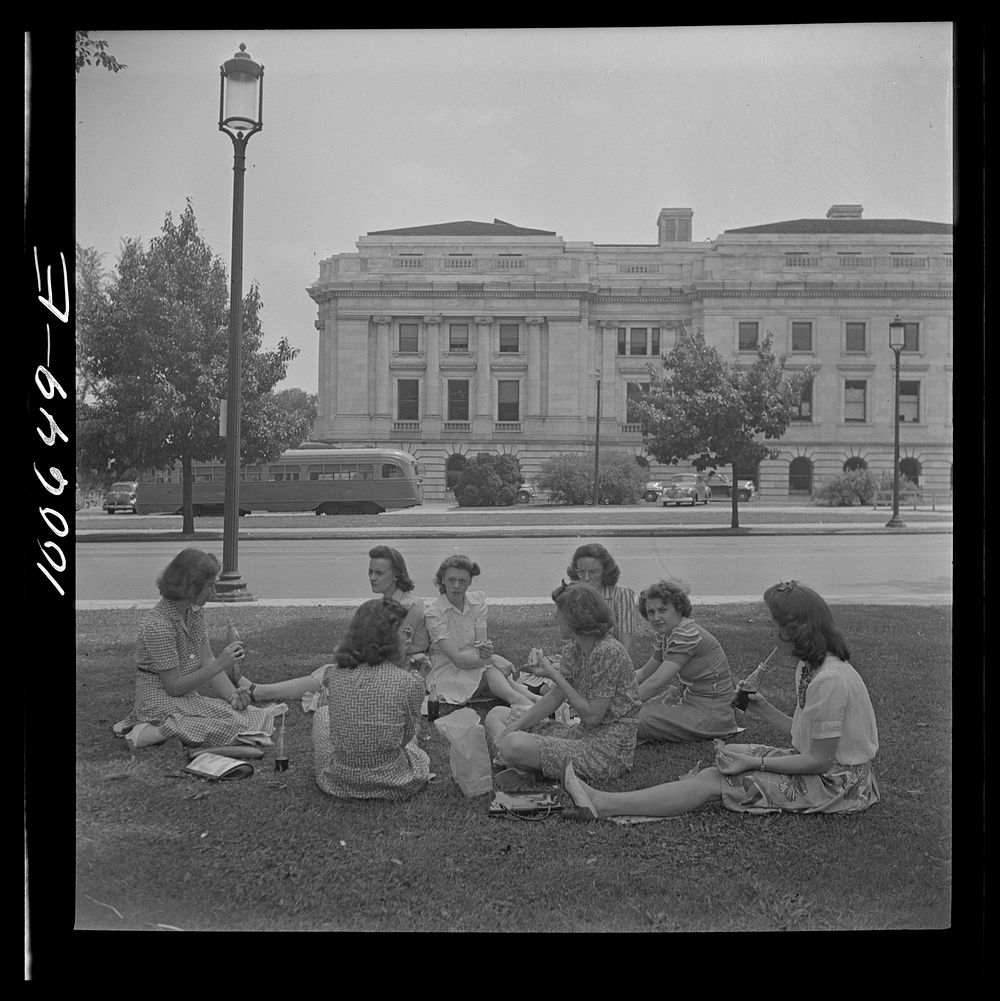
[26, 23, 976, 957]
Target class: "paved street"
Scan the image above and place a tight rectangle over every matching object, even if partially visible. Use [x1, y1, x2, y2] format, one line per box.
[76, 534, 952, 606]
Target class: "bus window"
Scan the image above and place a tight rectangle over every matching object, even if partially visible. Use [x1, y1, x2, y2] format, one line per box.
[357, 464, 374, 480]
[241, 466, 262, 482]
[268, 465, 301, 482]
[382, 463, 404, 478]
[339, 464, 357, 480]
[195, 466, 214, 483]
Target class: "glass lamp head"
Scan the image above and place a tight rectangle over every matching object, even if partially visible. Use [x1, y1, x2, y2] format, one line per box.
[219, 43, 263, 141]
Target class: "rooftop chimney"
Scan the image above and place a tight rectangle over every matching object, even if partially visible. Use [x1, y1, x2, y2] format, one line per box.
[826, 204, 863, 219]
[657, 208, 693, 244]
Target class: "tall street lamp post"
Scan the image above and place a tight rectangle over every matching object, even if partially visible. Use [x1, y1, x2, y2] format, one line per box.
[886, 315, 906, 529]
[215, 43, 263, 602]
[592, 371, 602, 508]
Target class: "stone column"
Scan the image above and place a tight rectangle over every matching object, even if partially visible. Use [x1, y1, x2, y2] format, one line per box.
[474, 316, 493, 419]
[526, 316, 544, 418]
[423, 315, 442, 418]
[373, 315, 392, 418]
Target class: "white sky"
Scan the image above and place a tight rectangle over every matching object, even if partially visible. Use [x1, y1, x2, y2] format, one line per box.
[74, 25, 954, 394]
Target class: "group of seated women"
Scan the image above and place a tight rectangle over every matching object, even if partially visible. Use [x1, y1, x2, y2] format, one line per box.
[120, 543, 880, 821]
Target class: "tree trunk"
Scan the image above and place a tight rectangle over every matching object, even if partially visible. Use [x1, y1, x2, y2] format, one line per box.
[181, 453, 194, 535]
[731, 460, 740, 529]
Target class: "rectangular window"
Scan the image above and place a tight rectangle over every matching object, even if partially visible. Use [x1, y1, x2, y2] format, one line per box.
[449, 323, 469, 351]
[398, 323, 418, 353]
[845, 322, 866, 352]
[497, 380, 520, 422]
[738, 322, 759, 351]
[397, 379, 419, 421]
[791, 322, 813, 352]
[626, 382, 649, 423]
[899, 381, 920, 422]
[903, 322, 920, 352]
[791, 378, 813, 422]
[268, 465, 300, 482]
[844, 380, 867, 422]
[447, 379, 469, 422]
[616, 325, 661, 355]
[498, 323, 520, 353]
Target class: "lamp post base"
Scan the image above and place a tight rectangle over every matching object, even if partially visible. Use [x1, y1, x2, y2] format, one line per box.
[211, 573, 256, 602]
[884, 515, 906, 528]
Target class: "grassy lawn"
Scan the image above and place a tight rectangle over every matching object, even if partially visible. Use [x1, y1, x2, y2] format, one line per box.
[75, 603, 952, 932]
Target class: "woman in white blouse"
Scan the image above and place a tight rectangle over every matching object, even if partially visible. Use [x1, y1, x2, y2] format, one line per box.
[424, 554, 541, 709]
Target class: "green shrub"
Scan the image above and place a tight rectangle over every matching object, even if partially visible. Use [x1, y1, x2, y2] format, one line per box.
[537, 451, 646, 505]
[814, 469, 880, 506]
[454, 452, 523, 507]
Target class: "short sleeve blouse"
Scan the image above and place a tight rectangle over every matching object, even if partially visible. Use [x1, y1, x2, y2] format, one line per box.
[135, 599, 206, 678]
[790, 656, 879, 764]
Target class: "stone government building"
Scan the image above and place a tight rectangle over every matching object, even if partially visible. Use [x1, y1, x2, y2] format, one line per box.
[307, 204, 953, 502]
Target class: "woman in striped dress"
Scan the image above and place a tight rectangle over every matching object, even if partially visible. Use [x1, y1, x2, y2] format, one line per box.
[566, 543, 642, 658]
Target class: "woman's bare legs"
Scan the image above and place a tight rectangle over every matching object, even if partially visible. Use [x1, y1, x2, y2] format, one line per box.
[484, 704, 543, 773]
[565, 765, 725, 818]
[484, 665, 540, 707]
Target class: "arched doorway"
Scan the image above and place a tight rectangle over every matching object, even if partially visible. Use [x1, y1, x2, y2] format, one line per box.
[843, 456, 868, 472]
[899, 457, 922, 486]
[445, 453, 467, 493]
[788, 457, 813, 495]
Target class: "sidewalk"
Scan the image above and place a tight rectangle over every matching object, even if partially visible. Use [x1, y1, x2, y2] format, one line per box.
[76, 502, 952, 542]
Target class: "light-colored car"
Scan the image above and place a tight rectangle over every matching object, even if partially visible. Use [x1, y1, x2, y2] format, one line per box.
[514, 482, 535, 504]
[642, 480, 665, 503]
[660, 474, 711, 506]
[103, 480, 139, 514]
[705, 471, 757, 502]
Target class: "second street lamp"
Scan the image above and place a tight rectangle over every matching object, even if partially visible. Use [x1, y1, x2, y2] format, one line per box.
[886, 314, 906, 529]
[215, 43, 264, 602]
[592, 370, 602, 508]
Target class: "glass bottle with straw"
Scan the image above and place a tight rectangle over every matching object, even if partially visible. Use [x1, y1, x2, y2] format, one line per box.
[732, 646, 778, 711]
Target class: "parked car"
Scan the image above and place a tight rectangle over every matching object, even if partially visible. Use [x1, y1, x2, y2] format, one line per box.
[103, 481, 139, 514]
[642, 480, 666, 503]
[514, 482, 535, 504]
[704, 471, 757, 502]
[660, 474, 711, 506]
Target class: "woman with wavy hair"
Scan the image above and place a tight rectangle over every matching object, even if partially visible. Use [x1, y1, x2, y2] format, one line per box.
[312, 598, 430, 800]
[117, 549, 322, 750]
[634, 579, 737, 743]
[366, 544, 430, 670]
[566, 543, 642, 656]
[561, 581, 880, 820]
[485, 581, 641, 783]
[423, 553, 541, 709]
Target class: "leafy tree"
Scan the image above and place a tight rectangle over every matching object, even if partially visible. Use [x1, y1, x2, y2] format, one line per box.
[75, 201, 304, 532]
[454, 452, 524, 507]
[536, 451, 646, 505]
[636, 327, 807, 528]
[75, 32, 127, 74]
[266, 387, 319, 443]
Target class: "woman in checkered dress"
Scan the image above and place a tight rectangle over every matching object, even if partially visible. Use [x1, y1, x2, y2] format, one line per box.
[485, 582, 641, 782]
[120, 549, 319, 750]
[313, 598, 430, 800]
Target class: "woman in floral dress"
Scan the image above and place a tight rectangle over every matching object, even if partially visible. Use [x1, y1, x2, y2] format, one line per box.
[485, 582, 641, 782]
[634, 579, 738, 742]
[312, 598, 430, 800]
[561, 581, 881, 819]
[120, 549, 320, 750]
